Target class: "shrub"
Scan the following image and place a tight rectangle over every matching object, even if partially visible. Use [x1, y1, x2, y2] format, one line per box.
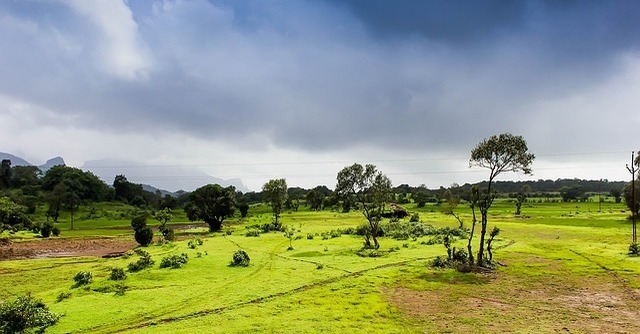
[0, 293, 60, 334]
[188, 238, 204, 249]
[245, 229, 261, 237]
[134, 227, 154, 246]
[409, 212, 420, 222]
[52, 226, 61, 237]
[629, 242, 640, 256]
[109, 267, 127, 281]
[73, 271, 93, 286]
[56, 292, 71, 303]
[40, 222, 54, 238]
[160, 227, 175, 242]
[128, 249, 155, 272]
[159, 253, 189, 269]
[130, 214, 148, 231]
[306, 233, 314, 240]
[430, 256, 447, 268]
[231, 250, 250, 266]
[114, 284, 128, 296]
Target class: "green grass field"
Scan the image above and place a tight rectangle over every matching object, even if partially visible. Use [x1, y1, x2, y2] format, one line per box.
[1, 199, 639, 333]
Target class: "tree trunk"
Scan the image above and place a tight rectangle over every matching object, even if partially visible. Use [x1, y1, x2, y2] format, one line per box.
[467, 209, 476, 265]
[476, 213, 487, 266]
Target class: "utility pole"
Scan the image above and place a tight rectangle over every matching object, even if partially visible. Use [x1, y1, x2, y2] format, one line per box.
[627, 151, 637, 244]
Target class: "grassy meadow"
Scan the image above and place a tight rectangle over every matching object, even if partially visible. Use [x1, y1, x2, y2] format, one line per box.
[1, 199, 639, 333]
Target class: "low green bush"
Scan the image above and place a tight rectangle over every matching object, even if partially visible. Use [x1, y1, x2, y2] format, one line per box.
[73, 271, 93, 286]
[109, 267, 127, 281]
[160, 253, 189, 269]
[128, 249, 155, 272]
[231, 250, 250, 266]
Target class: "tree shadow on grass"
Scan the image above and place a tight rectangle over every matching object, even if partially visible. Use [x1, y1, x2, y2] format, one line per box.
[418, 270, 494, 285]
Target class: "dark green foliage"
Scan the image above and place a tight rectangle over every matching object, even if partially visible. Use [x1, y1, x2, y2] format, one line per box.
[0, 160, 11, 189]
[187, 238, 204, 249]
[629, 243, 640, 256]
[40, 221, 54, 238]
[231, 249, 250, 266]
[430, 256, 447, 268]
[160, 253, 189, 269]
[245, 229, 260, 237]
[130, 214, 148, 231]
[0, 197, 32, 230]
[237, 201, 249, 218]
[336, 163, 392, 249]
[128, 249, 155, 272]
[409, 212, 420, 222]
[0, 293, 61, 334]
[262, 179, 288, 224]
[306, 233, 314, 240]
[134, 227, 154, 246]
[56, 292, 71, 303]
[114, 284, 128, 296]
[73, 271, 93, 286]
[52, 226, 60, 237]
[185, 184, 236, 231]
[109, 267, 127, 281]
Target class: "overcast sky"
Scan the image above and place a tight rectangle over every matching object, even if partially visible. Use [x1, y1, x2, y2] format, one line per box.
[1, 0, 639, 191]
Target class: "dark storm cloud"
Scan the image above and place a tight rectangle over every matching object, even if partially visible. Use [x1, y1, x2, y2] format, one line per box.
[1, 0, 639, 158]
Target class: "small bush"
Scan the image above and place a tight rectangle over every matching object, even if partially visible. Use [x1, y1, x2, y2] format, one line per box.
[306, 233, 314, 240]
[128, 249, 155, 272]
[160, 253, 189, 269]
[409, 212, 420, 222]
[187, 238, 204, 249]
[231, 249, 250, 266]
[316, 263, 324, 270]
[73, 271, 93, 286]
[134, 227, 154, 246]
[629, 242, 640, 256]
[114, 284, 127, 296]
[109, 267, 127, 281]
[52, 226, 61, 237]
[40, 222, 54, 238]
[430, 256, 447, 268]
[245, 229, 261, 237]
[0, 293, 60, 334]
[160, 227, 175, 242]
[56, 292, 71, 303]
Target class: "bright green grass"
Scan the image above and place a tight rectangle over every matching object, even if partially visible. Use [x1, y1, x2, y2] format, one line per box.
[1, 199, 639, 333]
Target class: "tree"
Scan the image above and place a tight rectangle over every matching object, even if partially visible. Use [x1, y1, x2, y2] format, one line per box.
[0, 293, 60, 334]
[185, 184, 236, 232]
[336, 163, 392, 249]
[131, 215, 153, 246]
[237, 200, 249, 218]
[469, 133, 534, 266]
[515, 184, 530, 216]
[306, 189, 324, 211]
[0, 159, 11, 189]
[153, 208, 174, 241]
[610, 187, 622, 203]
[262, 179, 288, 225]
[623, 181, 640, 218]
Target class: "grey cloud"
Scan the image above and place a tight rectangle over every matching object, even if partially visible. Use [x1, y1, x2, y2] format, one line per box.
[0, 0, 638, 163]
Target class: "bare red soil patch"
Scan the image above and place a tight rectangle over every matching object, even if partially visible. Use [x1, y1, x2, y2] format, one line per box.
[0, 237, 137, 260]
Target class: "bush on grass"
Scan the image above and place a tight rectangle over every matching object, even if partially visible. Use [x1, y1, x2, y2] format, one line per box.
[0, 293, 60, 334]
[73, 271, 92, 286]
[160, 253, 189, 269]
[230, 250, 250, 267]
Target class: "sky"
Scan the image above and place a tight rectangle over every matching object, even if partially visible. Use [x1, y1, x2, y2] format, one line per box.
[1, 0, 639, 192]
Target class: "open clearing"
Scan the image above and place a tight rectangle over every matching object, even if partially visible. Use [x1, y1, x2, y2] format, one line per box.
[1, 200, 639, 333]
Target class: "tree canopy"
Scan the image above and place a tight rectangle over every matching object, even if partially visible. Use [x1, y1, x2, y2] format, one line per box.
[185, 184, 236, 231]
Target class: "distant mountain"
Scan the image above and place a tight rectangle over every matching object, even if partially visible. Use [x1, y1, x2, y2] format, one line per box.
[39, 156, 65, 172]
[0, 152, 65, 171]
[0, 152, 32, 166]
[141, 184, 177, 197]
[82, 159, 249, 193]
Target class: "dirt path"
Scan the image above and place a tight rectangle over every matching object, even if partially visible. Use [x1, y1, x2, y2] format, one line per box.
[0, 237, 137, 260]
